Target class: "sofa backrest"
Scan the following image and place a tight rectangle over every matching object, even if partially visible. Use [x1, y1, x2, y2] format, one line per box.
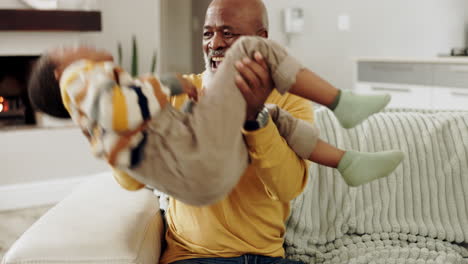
[285, 107, 468, 248]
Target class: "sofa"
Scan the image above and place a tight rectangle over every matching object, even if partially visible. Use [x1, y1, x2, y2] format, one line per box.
[3, 107, 468, 264]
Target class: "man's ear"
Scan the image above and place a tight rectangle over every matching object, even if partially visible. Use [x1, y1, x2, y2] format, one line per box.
[258, 29, 268, 38]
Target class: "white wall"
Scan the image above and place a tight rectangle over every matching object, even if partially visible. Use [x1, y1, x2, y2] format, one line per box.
[265, 0, 468, 90]
[84, 0, 161, 75]
[1, 128, 108, 186]
[0, 0, 28, 8]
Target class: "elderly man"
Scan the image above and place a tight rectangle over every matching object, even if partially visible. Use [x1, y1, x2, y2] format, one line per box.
[160, 1, 311, 264]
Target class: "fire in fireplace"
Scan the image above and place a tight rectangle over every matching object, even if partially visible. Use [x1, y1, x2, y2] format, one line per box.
[0, 56, 38, 127]
[0, 96, 6, 112]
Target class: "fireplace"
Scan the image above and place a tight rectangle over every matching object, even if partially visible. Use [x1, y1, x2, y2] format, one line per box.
[0, 9, 101, 128]
[0, 56, 38, 127]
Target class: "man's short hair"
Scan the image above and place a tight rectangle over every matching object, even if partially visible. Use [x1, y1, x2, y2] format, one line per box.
[28, 55, 70, 118]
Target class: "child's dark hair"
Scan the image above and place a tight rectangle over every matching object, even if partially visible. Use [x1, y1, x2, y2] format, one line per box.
[28, 55, 70, 118]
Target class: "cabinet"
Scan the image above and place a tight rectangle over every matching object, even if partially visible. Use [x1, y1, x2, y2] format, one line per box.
[432, 86, 468, 110]
[355, 59, 468, 110]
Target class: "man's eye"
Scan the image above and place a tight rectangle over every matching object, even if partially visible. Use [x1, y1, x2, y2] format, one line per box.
[203, 32, 213, 39]
[223, 32, 234, 38]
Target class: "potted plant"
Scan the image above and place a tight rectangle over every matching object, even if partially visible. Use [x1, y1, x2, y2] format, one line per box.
[118, 35, 157, 77]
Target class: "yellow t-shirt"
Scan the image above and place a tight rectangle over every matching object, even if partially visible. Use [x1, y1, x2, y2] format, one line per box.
[160, 74, 314, 264]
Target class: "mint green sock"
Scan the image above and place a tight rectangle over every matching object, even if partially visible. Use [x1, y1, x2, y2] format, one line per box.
[337, 150, 404, 187]
[333, 90, 391, 129]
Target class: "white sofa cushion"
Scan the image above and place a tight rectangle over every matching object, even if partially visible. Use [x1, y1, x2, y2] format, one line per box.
[2, 172, 163, 264]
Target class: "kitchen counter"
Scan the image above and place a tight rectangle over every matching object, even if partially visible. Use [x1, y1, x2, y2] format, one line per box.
[354, 57, 468, 110]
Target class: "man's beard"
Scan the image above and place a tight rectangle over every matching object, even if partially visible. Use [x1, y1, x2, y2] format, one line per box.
[202, 69, 214, 90]
[203, 50, 226, 89]
[202, 53, 215, 89]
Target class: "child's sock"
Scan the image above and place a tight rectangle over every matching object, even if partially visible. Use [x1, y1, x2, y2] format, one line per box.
[337, 150, 404, 186]
[330, 90, 391, 128]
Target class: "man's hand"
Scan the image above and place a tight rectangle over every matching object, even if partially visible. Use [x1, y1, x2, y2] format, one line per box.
[235, 51, 274, 120]
[175, 73, 198, 101]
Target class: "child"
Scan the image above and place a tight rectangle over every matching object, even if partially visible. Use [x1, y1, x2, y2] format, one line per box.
[28, 37, 403, 206]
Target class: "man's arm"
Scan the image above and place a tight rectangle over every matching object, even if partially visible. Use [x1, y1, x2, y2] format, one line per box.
[235, 54, 314, 202]
[243, 92, 314, 202]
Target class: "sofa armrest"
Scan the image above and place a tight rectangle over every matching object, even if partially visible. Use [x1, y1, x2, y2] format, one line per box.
[2, 172, 163, 264]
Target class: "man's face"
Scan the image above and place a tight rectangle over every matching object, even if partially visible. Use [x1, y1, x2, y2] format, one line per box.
[203, 2, 262, 74]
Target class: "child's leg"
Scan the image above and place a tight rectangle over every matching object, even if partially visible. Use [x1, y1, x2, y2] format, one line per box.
[289, 71, 391, 129]
[308, 140, 345, 168]
[232, 36, 390, 129]
[308, 140, 404, 186]
[267, 104, 404, 186]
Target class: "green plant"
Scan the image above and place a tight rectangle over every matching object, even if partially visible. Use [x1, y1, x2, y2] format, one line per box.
[150, 51, 157, 74]
[131, 35, 138, 77]
[117, 35, 158, 77]
[117, 42, 123, 66]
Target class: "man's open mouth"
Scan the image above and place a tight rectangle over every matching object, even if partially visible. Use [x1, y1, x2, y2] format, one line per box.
[211, 56, 224, 71]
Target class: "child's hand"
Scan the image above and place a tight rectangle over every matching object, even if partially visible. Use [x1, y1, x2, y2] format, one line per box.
[175, 73, 198, 102]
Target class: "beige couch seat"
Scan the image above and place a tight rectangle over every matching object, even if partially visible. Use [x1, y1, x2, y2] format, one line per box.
[2, 172, 164, 264]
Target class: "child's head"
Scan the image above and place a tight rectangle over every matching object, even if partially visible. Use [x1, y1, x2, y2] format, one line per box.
[28, 46, 113, 118]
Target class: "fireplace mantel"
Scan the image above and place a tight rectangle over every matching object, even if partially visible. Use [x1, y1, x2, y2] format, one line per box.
[0, 9, 102, 56]
[0, 9, 101, 31]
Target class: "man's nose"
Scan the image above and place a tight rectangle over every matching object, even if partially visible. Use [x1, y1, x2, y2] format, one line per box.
[210, 32, 227, 51]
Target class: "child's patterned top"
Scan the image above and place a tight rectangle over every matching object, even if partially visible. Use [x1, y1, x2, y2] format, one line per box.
[60, 60, 171, 175]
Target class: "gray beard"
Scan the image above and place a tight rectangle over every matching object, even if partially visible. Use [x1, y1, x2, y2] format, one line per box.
[202, 54, 214, 89]
[202, 70, 214, 90]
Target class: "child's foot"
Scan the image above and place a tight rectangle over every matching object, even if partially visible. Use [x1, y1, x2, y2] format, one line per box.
[337, 150, 404, 186]
[333, 90, 391, 128]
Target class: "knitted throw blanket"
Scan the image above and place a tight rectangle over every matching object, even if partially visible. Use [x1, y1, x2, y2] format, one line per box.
[284, 108, 468, 263]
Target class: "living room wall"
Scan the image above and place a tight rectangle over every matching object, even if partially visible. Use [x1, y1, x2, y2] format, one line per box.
[1, 0, 23, 8]
[265, 0, 467, 90]
[0, 129, 108, 186]
[83, 0, 161, 75]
